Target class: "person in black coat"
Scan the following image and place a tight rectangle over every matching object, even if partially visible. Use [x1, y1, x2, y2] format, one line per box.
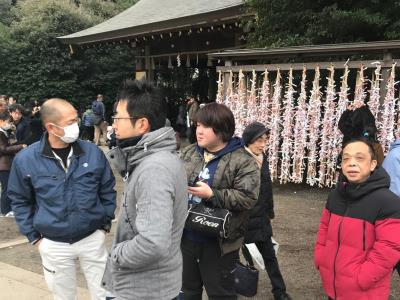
[338, 105, 384, 165]
[23, 111, 44, 145]
[242, 122, 292, 300]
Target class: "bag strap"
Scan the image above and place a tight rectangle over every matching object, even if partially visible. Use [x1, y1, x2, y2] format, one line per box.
[241, 244, 255, 267]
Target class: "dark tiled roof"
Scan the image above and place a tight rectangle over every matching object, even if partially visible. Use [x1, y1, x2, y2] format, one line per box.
[59, 0, 244, 45]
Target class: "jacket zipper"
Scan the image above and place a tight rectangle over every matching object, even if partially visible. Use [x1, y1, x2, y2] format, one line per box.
[333, 204, 348, 299]
[363, 221, 366, 251]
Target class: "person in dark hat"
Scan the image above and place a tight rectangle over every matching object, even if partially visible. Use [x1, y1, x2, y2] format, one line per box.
[242, 122, 292, 300]
[338, 105, 384, 165]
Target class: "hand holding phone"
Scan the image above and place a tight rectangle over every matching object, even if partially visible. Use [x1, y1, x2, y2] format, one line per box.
[188, 179, 213, 199]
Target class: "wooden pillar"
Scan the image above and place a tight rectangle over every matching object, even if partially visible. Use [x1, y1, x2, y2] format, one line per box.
[222, 60, 232, 100]
[208, 66, 217, 101]
[145, 45, 153, 81]
[380, 51, 393, 103]
[134, 46, 146, 80]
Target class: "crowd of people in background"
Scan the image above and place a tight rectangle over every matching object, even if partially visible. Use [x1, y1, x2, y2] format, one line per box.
[0, 95, 44, 217]
[166, 95, 204, 144]
[0, 92, 204, 159]
[0, 94, 113, 148]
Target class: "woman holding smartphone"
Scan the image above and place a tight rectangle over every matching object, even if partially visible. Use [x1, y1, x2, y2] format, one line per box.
[180, 103, 260, 300]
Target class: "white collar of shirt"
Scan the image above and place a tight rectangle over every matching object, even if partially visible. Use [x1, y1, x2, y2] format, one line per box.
[52, 147, 74, 172]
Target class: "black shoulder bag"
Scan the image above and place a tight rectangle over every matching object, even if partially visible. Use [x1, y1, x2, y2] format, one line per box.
[234, 245, 259, 297]
[185, 202, 231, 239]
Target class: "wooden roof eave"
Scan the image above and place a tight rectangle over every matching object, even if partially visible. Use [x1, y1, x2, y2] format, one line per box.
[208, 40, 400, 60]
[58, 6, 252, 46]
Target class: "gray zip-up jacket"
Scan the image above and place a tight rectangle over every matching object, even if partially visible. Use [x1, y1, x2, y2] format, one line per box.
[102, 127, 188, 300]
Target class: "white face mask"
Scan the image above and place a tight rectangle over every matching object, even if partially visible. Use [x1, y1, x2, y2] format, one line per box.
[2, 123, 11, 131]
[51, 122, 80, 144]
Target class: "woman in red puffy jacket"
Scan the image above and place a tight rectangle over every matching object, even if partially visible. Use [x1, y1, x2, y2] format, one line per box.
[315, 138, 400, 300]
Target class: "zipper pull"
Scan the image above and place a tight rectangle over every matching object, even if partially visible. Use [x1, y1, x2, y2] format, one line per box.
[123, 172, 129, 182]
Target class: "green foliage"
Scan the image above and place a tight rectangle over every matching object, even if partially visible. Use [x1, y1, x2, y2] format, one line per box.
[155, 66, 214, 102]
[0, 0, 137, 116]
[115, 0, 138, 10]
[246, 0, 400, 47]
[78, 0, 127, 21]
[0, 0, 15, 26]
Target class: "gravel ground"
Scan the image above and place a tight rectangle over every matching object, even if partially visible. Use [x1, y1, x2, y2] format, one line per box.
[1, 177, 400, 299]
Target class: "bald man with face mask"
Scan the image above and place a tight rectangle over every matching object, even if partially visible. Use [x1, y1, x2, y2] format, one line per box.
[8, 98, 116, 300]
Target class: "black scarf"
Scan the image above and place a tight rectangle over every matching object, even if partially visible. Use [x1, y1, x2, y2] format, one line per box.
[116, 135, 143, 149]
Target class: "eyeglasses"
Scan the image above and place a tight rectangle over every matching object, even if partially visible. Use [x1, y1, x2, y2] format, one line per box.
[111, 115, 144, 123]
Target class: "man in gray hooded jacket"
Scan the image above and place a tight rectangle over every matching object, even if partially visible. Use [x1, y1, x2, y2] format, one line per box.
[102, 79, 188, 300]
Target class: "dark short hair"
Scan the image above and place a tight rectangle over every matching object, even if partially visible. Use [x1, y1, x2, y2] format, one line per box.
[8, 104, 23, 113]
[117, 79, 166, 131]
[342, 137, 377, 160]
[194, 103, 235, 142]
[0, 111, 10, 121]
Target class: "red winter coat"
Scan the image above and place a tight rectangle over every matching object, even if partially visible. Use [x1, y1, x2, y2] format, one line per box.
[315, 167, 400, 300]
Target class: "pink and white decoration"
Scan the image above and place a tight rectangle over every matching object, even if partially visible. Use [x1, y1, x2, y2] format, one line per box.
[291, 67, 308, 183]
[219, 63, 398, 187]
[268, 70, 282, 181]
[236, 70, 247, 135]
[353, 65, 367, 109]
[246, 70, 259, 126]
[378, 63, 397, 153]
[368, 63, 381, 120]
[306, 67, 322, 186]
[258, 70, 271, 128]
[326, 64, 350, 187]
[279, 68, 296, 184]
[216, 70, 224, 104]
[318, 65, 337, 187]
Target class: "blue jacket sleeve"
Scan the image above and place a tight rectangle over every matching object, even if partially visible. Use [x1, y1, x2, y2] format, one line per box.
[82, 113, 87, 125]
[99, 151, 116, 226]
[100, 102, 105, 119]
[383, 152, 400, 196]
[8, 157, 41, 243]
